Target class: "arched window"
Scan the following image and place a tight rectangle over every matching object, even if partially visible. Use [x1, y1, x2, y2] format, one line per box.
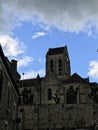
[58, 59, 62, 74]
[66, 86, 77, 104]
[50, 60, 54, 72]
[48, 88, 52, 100]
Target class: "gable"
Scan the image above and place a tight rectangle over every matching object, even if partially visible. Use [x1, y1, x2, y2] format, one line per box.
[65, 73, 89, 84]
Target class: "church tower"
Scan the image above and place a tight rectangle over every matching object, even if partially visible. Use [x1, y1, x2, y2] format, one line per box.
[46, 46, 71, 80]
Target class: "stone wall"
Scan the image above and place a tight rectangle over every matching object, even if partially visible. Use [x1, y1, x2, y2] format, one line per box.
[19, 103, 98, 130]
[0, 54, 19, 130]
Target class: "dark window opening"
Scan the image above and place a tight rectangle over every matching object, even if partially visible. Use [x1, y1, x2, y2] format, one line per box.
[5, 122, 8, 130]
[58, 59, 62, 75]
[7, 85, 10, 109]
[66, 86, 78, 104]
[48, 88, 52, 100]
[50, 60, 54, 72]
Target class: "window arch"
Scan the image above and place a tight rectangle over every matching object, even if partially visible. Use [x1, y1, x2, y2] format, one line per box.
[66, 86, 77, 104]
[48, 88, 52, 100]
[58, 59, 62, 74]
[50, 60, 54, 72]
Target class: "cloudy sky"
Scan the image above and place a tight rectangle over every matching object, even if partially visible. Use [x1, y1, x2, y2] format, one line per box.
[0, 0, 98, 82]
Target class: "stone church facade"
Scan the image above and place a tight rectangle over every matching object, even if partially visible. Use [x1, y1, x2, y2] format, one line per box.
[19, 46, 98, 130]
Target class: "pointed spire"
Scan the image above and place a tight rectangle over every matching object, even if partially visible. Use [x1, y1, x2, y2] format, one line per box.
[36, 74, 40, 79]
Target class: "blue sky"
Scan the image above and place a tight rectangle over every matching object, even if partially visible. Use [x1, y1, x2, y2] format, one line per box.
[0, 0, 98, 83]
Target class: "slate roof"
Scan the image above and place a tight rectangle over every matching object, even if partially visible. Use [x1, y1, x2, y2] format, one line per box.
[65, 73, 89, 84]
[0, 45, 19, 95]
[20, 77, 44, 87]
[47, 46, 67, 55]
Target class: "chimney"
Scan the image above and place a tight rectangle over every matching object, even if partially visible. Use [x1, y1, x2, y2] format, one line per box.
[11, 60, 17, 71]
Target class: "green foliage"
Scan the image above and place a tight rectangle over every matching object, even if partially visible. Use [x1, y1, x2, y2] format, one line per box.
[88, 86, 98, 103]
[22, 88, 34, 104]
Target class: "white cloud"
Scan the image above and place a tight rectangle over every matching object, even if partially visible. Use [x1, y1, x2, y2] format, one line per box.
[88, 60, 98, 79]
[1, 0, 98, 34]
[0, 35, 34, 70]
[32, 32, 46, 39]
[21, 69, 45, 79]
[0, 35, 24, 56]
[18, 56, 34, 68]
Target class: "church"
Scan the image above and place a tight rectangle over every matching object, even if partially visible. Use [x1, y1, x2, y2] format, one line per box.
[18, 46, 98, 130]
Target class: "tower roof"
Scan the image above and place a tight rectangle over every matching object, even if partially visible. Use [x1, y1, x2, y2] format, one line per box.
[47, 46, 67, 55]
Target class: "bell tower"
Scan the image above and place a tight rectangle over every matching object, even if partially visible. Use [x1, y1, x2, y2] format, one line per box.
[46, 46, 71, 80]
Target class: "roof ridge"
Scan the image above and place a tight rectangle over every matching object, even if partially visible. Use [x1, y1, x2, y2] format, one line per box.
[65, 73, 89, 84]
[47, 46, 67, 55]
